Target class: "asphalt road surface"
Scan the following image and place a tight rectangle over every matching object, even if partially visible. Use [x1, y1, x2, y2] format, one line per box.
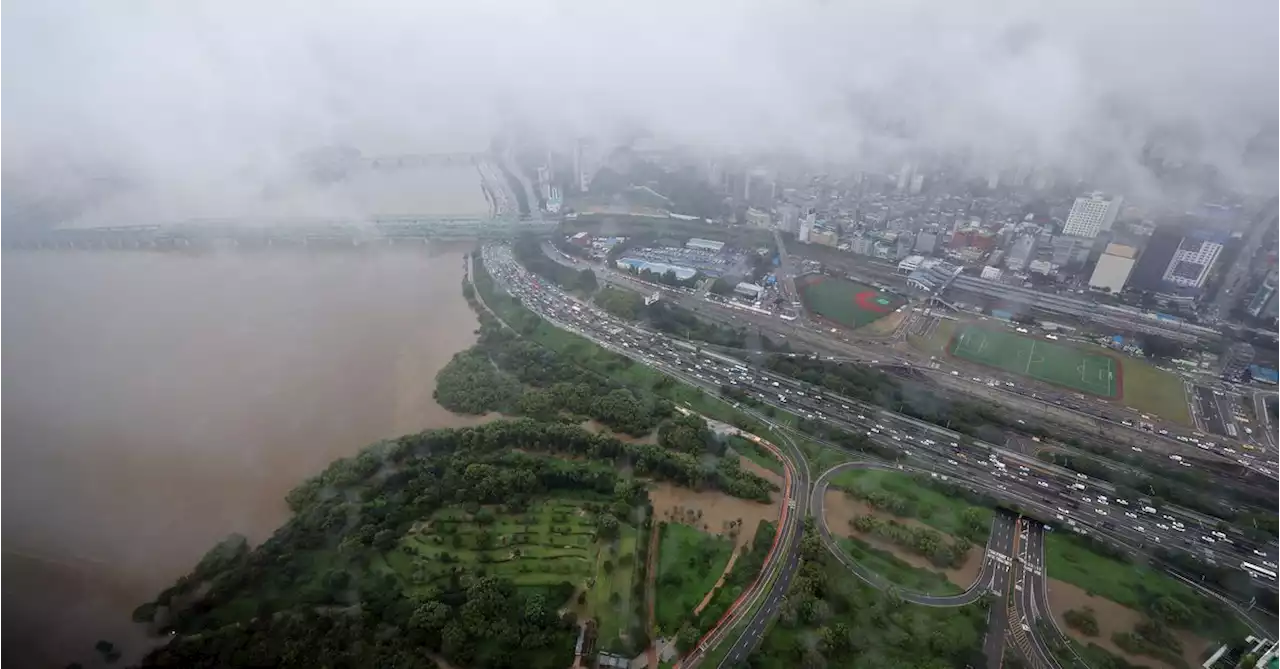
[489, 241, 1278, 590]
[1194, 385, 1233, 437]
[481, 242, 1280, 660]
[983, 511, 1018, 668]
[811, 461, 1006, 606]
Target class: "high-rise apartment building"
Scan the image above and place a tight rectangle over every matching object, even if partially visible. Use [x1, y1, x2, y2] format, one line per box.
[573, 138, 599, 193]
[1062, 192, 1123, 238]
[777, 204, 800, 234]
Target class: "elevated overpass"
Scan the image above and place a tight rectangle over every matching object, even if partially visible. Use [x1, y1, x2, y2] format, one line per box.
[362, 152, 483, 170]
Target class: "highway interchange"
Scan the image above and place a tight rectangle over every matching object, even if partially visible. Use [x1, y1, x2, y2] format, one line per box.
[481, 242, 1278, 667]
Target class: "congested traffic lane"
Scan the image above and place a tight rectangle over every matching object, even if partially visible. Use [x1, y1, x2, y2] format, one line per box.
[485, 243, 1279, 597]
[540, 239, 1274, 478]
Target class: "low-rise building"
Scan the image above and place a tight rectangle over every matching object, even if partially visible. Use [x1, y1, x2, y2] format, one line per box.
[1088, 243, 1138, 293]
[906, 258, 961, 293]
[850, 236, 874, 255]
[810, 228, 839, 247]
[685, 238, 725, 253]
[981, 266, 1003, 281]
[914, 231, 939, 255]
[898, 255, 925, 274]
[734, 282, 764, 299]
[745, 208, 772, 228]
[1028, 259, 1055, 275]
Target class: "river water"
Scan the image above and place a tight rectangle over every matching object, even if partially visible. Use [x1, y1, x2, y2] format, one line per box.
[2, 247, 485, 666]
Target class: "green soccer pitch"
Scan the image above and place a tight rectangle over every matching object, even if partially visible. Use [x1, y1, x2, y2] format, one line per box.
[947, 325, 1121, 398]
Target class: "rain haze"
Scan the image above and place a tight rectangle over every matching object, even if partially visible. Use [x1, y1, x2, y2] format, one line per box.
[4, 0, 1278, 227]
[3, 0, 1279, 667]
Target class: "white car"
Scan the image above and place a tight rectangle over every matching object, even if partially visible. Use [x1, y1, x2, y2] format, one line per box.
[1037, 481, 1050, 488]
[1096, 509, 1108, 516]
[1125, 512, 1138, 519]
[1132, 446, 1142, 452]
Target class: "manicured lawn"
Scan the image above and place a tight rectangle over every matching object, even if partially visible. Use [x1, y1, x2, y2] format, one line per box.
[388, 499, 600, 594]
[796, 274, 906, 330]
[828, 468, 993, 538]
[838, 537, 962, 596]
[948, 324, 1119, 398]
[654, 523, 735, 633]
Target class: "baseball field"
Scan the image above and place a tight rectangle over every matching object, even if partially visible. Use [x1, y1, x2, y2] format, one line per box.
[796, 275, 906, 330]
[947, 324, 1121, 399]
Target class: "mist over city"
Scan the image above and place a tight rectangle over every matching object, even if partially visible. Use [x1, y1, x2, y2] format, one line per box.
[4, 2, 1279, 669]
[4, 0, 1278, 229]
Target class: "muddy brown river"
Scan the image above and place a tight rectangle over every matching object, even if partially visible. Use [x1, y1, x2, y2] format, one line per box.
[3, 248, 484, 666]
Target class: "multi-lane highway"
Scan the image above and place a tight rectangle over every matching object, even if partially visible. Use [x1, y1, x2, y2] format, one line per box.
[487, 242, 1278, 593]
[481, 242, 1278, 665]
[539, 239, 1277, 481]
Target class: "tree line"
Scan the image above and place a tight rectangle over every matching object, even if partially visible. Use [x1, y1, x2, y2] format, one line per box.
[748, 520, 989, 669]
[137, 420, 682, 668]
[849, 515, 973, 570]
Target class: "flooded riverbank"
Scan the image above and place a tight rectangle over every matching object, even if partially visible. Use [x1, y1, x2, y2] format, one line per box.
[3, 247, 481, 666]
[822, 490, 983, 589]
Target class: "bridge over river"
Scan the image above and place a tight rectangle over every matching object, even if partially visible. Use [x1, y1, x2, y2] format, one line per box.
[4, 215, 557, 251]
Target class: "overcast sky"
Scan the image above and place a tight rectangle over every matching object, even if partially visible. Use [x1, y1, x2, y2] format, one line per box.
[4, 0, 1277, 224]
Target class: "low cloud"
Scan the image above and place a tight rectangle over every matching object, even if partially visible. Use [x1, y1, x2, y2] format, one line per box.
[4, 0, 1276, 225]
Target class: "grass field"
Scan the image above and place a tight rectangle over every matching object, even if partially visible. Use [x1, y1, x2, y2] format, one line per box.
[796, 274, 906, 330]
[1117, 358, 1193, 425]
[592, 524, 642, 653]
[829, 468, 993, 538]
[838, 536, 962, 595]
[948, 324, 1120, 398]
[654, 523, 735, 633]
[906, 316, 957, 356]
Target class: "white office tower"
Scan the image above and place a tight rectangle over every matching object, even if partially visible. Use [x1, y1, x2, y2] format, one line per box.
[1062, 192, 1124, 238]
[777, 204, 800, 234]
[896, 164, 913, 192]
[573, 138, 598, 193]
[986, 171, 1000, 190]
[910, 174, 925, 195]
[798, 217, 812, 243]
